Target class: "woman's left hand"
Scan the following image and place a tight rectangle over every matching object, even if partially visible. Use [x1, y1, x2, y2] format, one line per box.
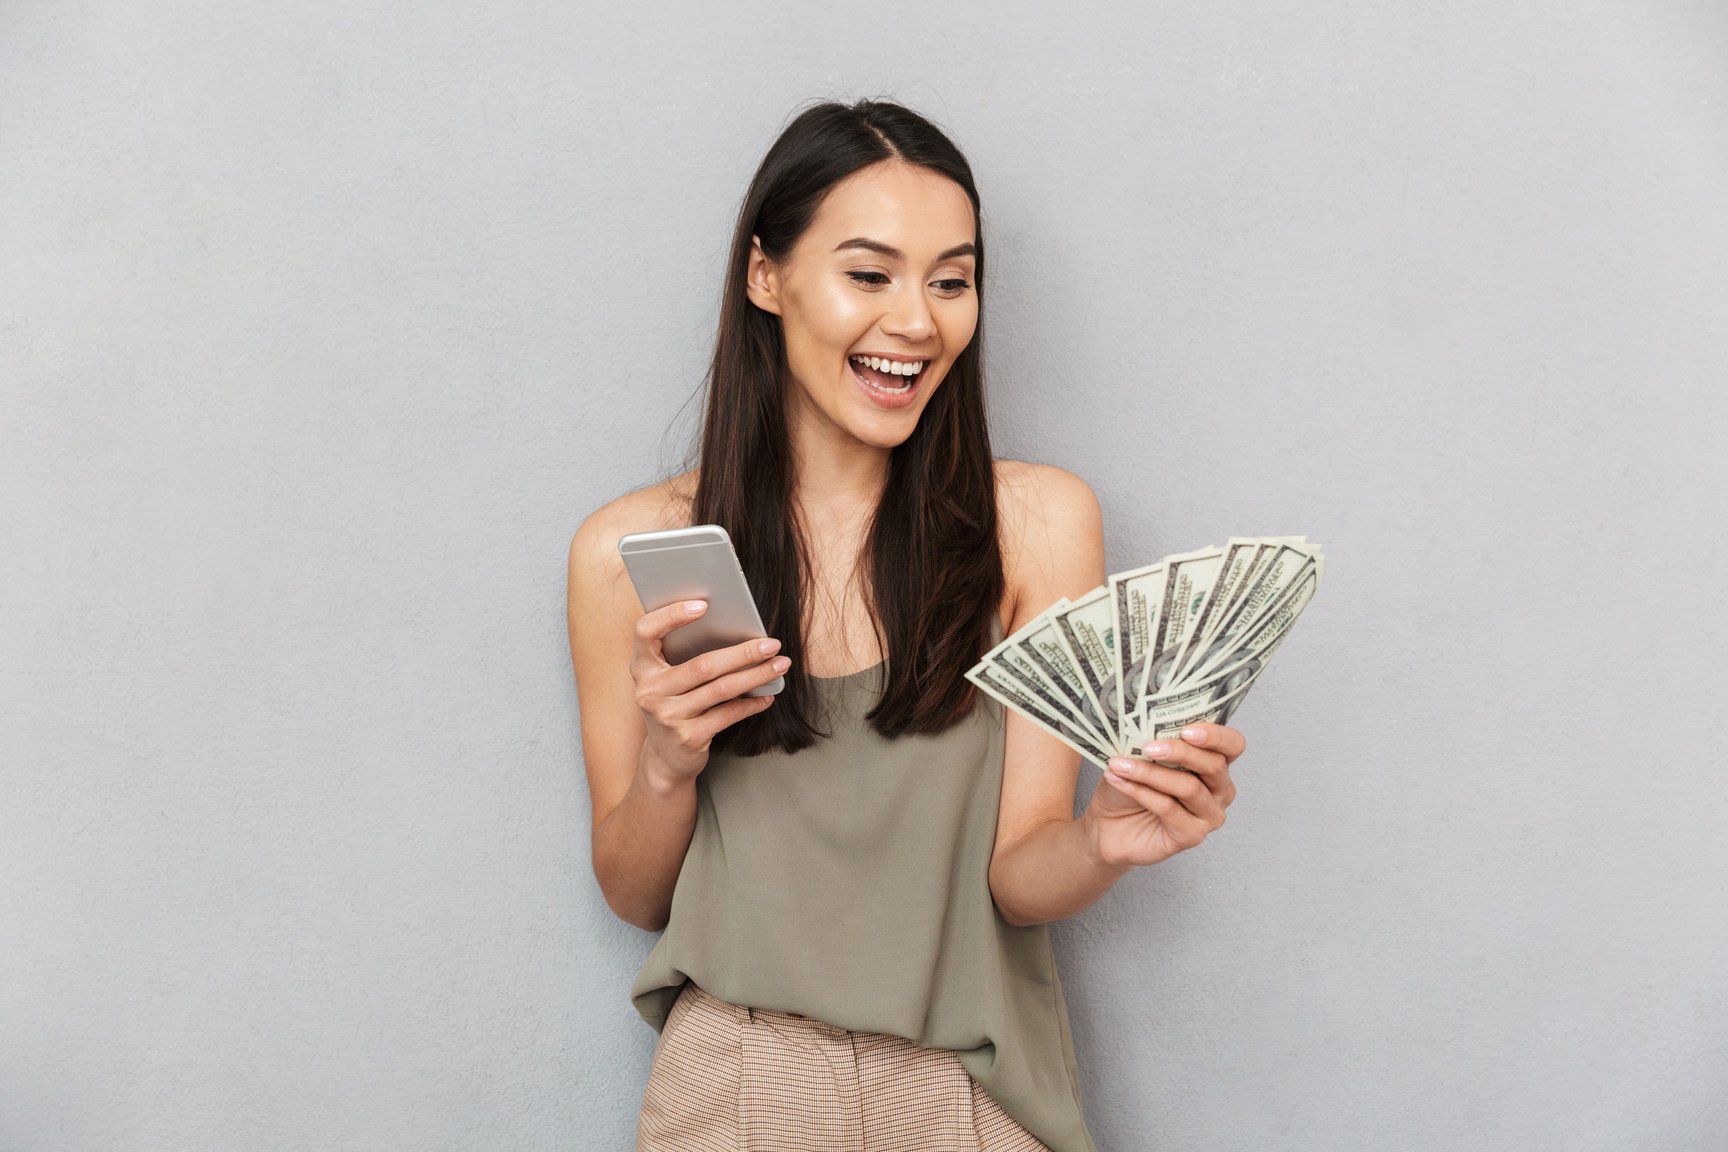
[1084, 722, 1244, 869]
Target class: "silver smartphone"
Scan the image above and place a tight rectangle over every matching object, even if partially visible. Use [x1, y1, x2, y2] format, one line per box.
[616, 524, 784, 697]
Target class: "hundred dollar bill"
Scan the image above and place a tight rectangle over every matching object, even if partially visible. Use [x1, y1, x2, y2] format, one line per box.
[1203, 562, 1319, 685]
[966, 536, 1325, 759]
[1139, 562, 1320, 733]
[984, 633, 1113, 752]
[1164, 536, 1307, 690]
[1156, 540, 1254, 693]
[1137, 673, 1261, 741]
[1234, 543, 1320, 637]
[1128, 663, 1272, 746]
[1139, 546, 1226, 704]
[1013, 602, 1115, 746]
[1181, 551, 1320, 689]
[966, 663, 1114, 765]
[1140, 642, 1271, 733]
[1047, 585, 1124, 751]
[1172, 542, 1317, 691]
[1107, 561, 1167, 747]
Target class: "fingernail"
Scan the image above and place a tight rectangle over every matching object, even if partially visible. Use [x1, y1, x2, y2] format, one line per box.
[1106, 758, 1135, 773]
[685, 600, 706, 615]
[759, 638, 781, 655]
[1142, 740, 1168, 757]
[771, 656, 791, 672]
[1180, 726, 1202, 741]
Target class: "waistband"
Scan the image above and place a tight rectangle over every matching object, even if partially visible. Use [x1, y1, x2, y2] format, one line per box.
[684, 980, 851, 1038]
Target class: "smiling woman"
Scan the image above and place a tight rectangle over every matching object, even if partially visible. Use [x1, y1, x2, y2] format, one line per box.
[567, 97, 1243, 1152]
[748, 165, 980, 467]
[568, 97, 1090, 1152]
[688, 134, 1001, 757]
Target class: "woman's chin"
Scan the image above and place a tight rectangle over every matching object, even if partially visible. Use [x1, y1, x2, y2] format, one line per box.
[788, 369, 939, 450]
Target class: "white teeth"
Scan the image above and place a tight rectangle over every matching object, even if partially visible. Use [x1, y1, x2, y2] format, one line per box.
[849, 354, 925, 376]
[865, 374, 912, 394]
[848, 355, 915, 394]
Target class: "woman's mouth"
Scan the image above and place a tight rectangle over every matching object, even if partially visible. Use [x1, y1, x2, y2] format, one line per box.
[848, 353, 926, 409]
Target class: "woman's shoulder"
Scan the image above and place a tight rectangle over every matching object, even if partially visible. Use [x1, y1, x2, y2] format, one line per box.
[568, 469, 699, 580]
[992, 458, 1101, 539]
[992, 458, 1104, 625]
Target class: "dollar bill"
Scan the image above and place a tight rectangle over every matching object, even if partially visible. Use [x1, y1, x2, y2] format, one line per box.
[1180, 552, 1320, 689]
[1164, 536, 1307, 690]
[1169, 542, 1317, 692]
[966, 663, 1114, 764]
[984, 637, 1113, 752]
[1140, 546, 1227, 702]
[1047, 585, 1124, 750]
[966, 536, 1325, 759]
[1107, 561, 1167, 746]
[1140, 590, 1313, 736]
[1136, 565, 1319, 735]
[1016, 602, 1115, 745]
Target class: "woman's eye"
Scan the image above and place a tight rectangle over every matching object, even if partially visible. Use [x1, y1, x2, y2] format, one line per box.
[846, 271, 972, 295]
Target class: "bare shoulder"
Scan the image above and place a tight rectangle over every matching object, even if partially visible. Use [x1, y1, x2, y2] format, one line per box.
[992, 459, 1104, 628]
[993, 458, 1102, 557]
[566, 468, 697, 730]
[567, 469, 698, 650]
[569, 468, 698, 579]
[566, 470, 700, 855]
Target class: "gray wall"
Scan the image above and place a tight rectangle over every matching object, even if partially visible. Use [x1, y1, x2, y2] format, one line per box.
[3, 2, 1723, 1149]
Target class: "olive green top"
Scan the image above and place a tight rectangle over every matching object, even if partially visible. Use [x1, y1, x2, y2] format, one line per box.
[630, 620, 1099, 1152]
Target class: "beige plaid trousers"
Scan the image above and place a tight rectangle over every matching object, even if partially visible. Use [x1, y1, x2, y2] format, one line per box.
[637, 981, 1051, 1152]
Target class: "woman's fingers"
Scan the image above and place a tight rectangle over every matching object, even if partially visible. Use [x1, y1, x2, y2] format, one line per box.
[630, 599, 711, 677]
[1106, 755, 1227, 826]
[623, 601, 785, 778]
[1132, 737, 1233, 806]
[631, 599, 785, 698]
[656, 635, 785, 702]
[1176, 722, 1246, 764]
[692, 691, 777, 740]
[671, 651, 791, 719]
[1100, 768, 1215, 841]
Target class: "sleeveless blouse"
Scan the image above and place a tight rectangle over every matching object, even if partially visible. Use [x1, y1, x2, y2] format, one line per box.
[630, 620, 1099, 1152]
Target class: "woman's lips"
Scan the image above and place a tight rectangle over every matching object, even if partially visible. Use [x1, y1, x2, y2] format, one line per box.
[848, 358, 921, 410]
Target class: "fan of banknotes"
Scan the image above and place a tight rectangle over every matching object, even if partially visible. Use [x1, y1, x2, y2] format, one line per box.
[965, 536, 1324, 764]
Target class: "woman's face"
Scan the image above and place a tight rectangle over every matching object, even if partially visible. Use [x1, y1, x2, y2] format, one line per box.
[746, 160, 980, 452]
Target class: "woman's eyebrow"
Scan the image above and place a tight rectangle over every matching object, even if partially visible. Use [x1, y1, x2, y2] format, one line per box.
[834, 237, 976, 262]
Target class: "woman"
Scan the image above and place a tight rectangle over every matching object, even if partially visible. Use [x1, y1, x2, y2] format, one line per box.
[567, 99, 1245, 1152]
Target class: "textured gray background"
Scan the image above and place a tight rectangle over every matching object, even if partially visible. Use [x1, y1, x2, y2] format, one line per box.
[3, 1, 1725, 1149]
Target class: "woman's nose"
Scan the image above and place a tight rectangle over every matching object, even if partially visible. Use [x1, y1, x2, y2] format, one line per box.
[881, 285, 935, 339]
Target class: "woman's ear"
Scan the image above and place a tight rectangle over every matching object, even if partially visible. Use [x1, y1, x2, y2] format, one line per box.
[744, 235, 782, 316]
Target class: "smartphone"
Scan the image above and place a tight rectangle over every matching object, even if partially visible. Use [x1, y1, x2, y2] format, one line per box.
[617, 524, 784, 697]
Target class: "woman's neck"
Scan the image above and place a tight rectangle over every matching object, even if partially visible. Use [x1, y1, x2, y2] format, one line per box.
[787, 415, 890, 527]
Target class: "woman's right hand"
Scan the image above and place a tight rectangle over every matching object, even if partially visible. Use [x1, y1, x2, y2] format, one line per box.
[630, 599, 790, 787]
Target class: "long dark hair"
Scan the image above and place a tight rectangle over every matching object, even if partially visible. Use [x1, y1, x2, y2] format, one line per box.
[688, 98, 1003, 757]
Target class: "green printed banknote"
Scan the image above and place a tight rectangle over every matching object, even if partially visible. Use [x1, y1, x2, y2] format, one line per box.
[964, 536, 1324, 764]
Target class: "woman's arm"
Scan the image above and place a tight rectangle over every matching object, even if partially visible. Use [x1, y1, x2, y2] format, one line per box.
[569, 503, 697, 931]
[986, 463, 1127, 926]
[567, 497, 786, 931]
[986, 463, 1242, 928]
